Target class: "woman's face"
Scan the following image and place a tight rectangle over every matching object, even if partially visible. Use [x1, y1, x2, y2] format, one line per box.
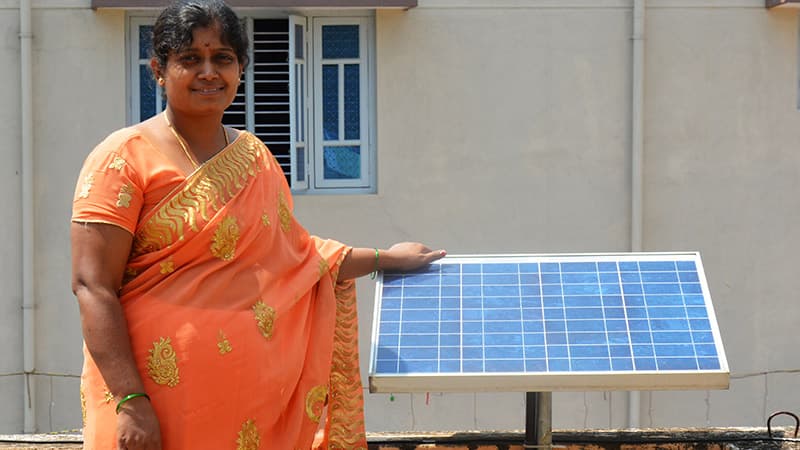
[154, 23, 243, 117]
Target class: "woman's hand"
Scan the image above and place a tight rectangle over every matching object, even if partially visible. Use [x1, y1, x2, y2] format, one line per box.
[116, 397, 162, 450]
[381, 242, 446, 272]
[336, 243, 446, 280]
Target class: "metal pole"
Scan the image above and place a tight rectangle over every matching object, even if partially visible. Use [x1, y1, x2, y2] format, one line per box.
[537, 391, 552, 447]
[20, 0, 37, 433]
[524, 392, 552, 449]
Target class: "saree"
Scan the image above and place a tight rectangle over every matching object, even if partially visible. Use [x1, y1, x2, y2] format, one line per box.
[72, 128, 367, 449]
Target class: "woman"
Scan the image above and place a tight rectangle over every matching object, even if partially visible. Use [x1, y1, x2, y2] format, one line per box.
[70, 1, 444, 448]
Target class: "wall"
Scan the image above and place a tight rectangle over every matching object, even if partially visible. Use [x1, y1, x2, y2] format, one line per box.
[0, 0, 126, 432]
[0, 3, 24, 434]
[296, 0, 800, 432]
[1, 0, 799, 434]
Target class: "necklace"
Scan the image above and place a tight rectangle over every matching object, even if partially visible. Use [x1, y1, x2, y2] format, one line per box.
[163, 113, 229, 169]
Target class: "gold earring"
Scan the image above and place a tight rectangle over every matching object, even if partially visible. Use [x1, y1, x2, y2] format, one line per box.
[158, 77, 165, 86]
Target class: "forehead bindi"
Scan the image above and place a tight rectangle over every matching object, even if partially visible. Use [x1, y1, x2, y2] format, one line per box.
[189, 25, 230, 51]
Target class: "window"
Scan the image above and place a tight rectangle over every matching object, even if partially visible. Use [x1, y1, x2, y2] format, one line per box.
[129, 13, 375, 193]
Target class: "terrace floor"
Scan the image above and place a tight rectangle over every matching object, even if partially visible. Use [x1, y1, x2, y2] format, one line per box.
[1, 428, 799, 450]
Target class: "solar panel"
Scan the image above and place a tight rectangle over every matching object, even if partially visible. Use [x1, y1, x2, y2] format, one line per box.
[368, 252, 729, 393]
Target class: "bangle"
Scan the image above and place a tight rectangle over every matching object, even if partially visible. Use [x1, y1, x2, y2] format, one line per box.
[369, 248, 380, 280]
[116, 392, 150, 414]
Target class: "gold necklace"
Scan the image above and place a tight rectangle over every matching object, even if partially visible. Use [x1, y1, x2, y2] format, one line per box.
[163, 113, 229, 169]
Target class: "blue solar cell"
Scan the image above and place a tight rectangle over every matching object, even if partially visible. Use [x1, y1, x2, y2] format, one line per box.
[564, 295, 603, 308]
[610, 345, 631, 357]
[679, 271, 700, 282]
[440, 334, 460, 346]
[463, 334, 483, 346]
[402, 334, 438, 347]
[440, 347, 460, 359]
[634, 358, 657, 370]
[541, 274, 561, 284]
[657, 358, 697, 370]
[572, 359, 611, 371]
[605, 320, 628, 331]
[486, 360, 525, 372]
[640, 261, 676, 271]
[698, 358, 721, 370]
[541, 263, 560, 272]
[569, 333, 608, 346]
[485, 333, 523, 346]
[440, 361, 461, 372]
[601, 284, 622, 294]
[560, 262, 597, 272]
[485, 321, 521, 333]
[524, 333, 545, 345]
[621, 272, 641, 282]
[612, 358, 634, 370]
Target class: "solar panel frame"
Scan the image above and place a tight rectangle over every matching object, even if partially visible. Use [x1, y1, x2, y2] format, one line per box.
[368, 252, 729, 394]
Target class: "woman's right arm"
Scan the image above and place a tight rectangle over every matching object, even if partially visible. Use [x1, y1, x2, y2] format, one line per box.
[71, 222, 162, 450]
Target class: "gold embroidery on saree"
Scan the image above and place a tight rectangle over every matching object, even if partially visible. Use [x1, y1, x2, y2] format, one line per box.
[108, 157, 126, 170]
[318, 259, 330, 279]
[261, 212, 270, 227]
[103, 389, 114, 404]
[79, 174, 94, 198]
[236, 419, 260, 450]
[211, 215, 240, 261]
[116, 183, 135, 208]
[79, 383, 86, 426]
[146, 337, 180, 387]
[159, 259, 175, 274]
[132, 135, 266, 257]
[217, 330, 232, 355]
[305, 385, 328, 423]
[252, 301, 275, 340]
[277, 191, 291, 233]
[327, 280, 368, 448]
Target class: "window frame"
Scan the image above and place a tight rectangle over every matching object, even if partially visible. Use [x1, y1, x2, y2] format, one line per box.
[126, 10, 377, 194]
[311, 16, 373, 190]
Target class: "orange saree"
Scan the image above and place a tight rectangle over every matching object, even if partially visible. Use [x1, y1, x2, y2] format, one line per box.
[72, 128, 367, 449]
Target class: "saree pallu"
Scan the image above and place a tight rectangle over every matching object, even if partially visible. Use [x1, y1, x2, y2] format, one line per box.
[73, 129, 367, 449]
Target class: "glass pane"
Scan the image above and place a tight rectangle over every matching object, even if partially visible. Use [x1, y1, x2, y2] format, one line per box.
[322, 65, 338, 141]
[139, 25, 153, 60]
[295, 63, 301, 141]
[294, 24, 304, 59]
[296, 145, 306, 181]
[139, 65, 156, 121]
[300, 64, 304, 141]
[322, 25, 359, 59]
[344, 64, 360, 140]
[323, 146, 360, 180]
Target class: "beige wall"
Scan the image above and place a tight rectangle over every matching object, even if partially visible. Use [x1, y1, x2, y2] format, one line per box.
[1, 0, 798, 434]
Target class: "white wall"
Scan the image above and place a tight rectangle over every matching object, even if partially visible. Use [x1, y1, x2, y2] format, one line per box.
[1, 0, 799, 434]
[0, 0, 126, 432]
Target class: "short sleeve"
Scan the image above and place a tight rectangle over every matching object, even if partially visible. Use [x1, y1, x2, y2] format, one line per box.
[72, 136, 145, 235]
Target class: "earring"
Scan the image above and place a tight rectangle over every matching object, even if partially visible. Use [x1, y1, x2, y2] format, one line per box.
[157, 77, 165, 86]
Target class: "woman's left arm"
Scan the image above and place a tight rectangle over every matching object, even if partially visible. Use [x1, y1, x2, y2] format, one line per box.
[337, 242, 446, 281]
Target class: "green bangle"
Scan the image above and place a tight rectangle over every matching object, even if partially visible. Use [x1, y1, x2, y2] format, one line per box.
[370, 248, 380, 280]
[116, 392, 150, 414]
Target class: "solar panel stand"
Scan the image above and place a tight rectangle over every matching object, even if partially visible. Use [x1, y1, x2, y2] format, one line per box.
[524, 391, 552, 449]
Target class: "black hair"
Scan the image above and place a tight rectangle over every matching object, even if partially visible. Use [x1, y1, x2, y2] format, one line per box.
[151, 0, 249, 71]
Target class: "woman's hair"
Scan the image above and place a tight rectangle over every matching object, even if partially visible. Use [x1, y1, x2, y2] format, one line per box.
[151, 0, 249, 70]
